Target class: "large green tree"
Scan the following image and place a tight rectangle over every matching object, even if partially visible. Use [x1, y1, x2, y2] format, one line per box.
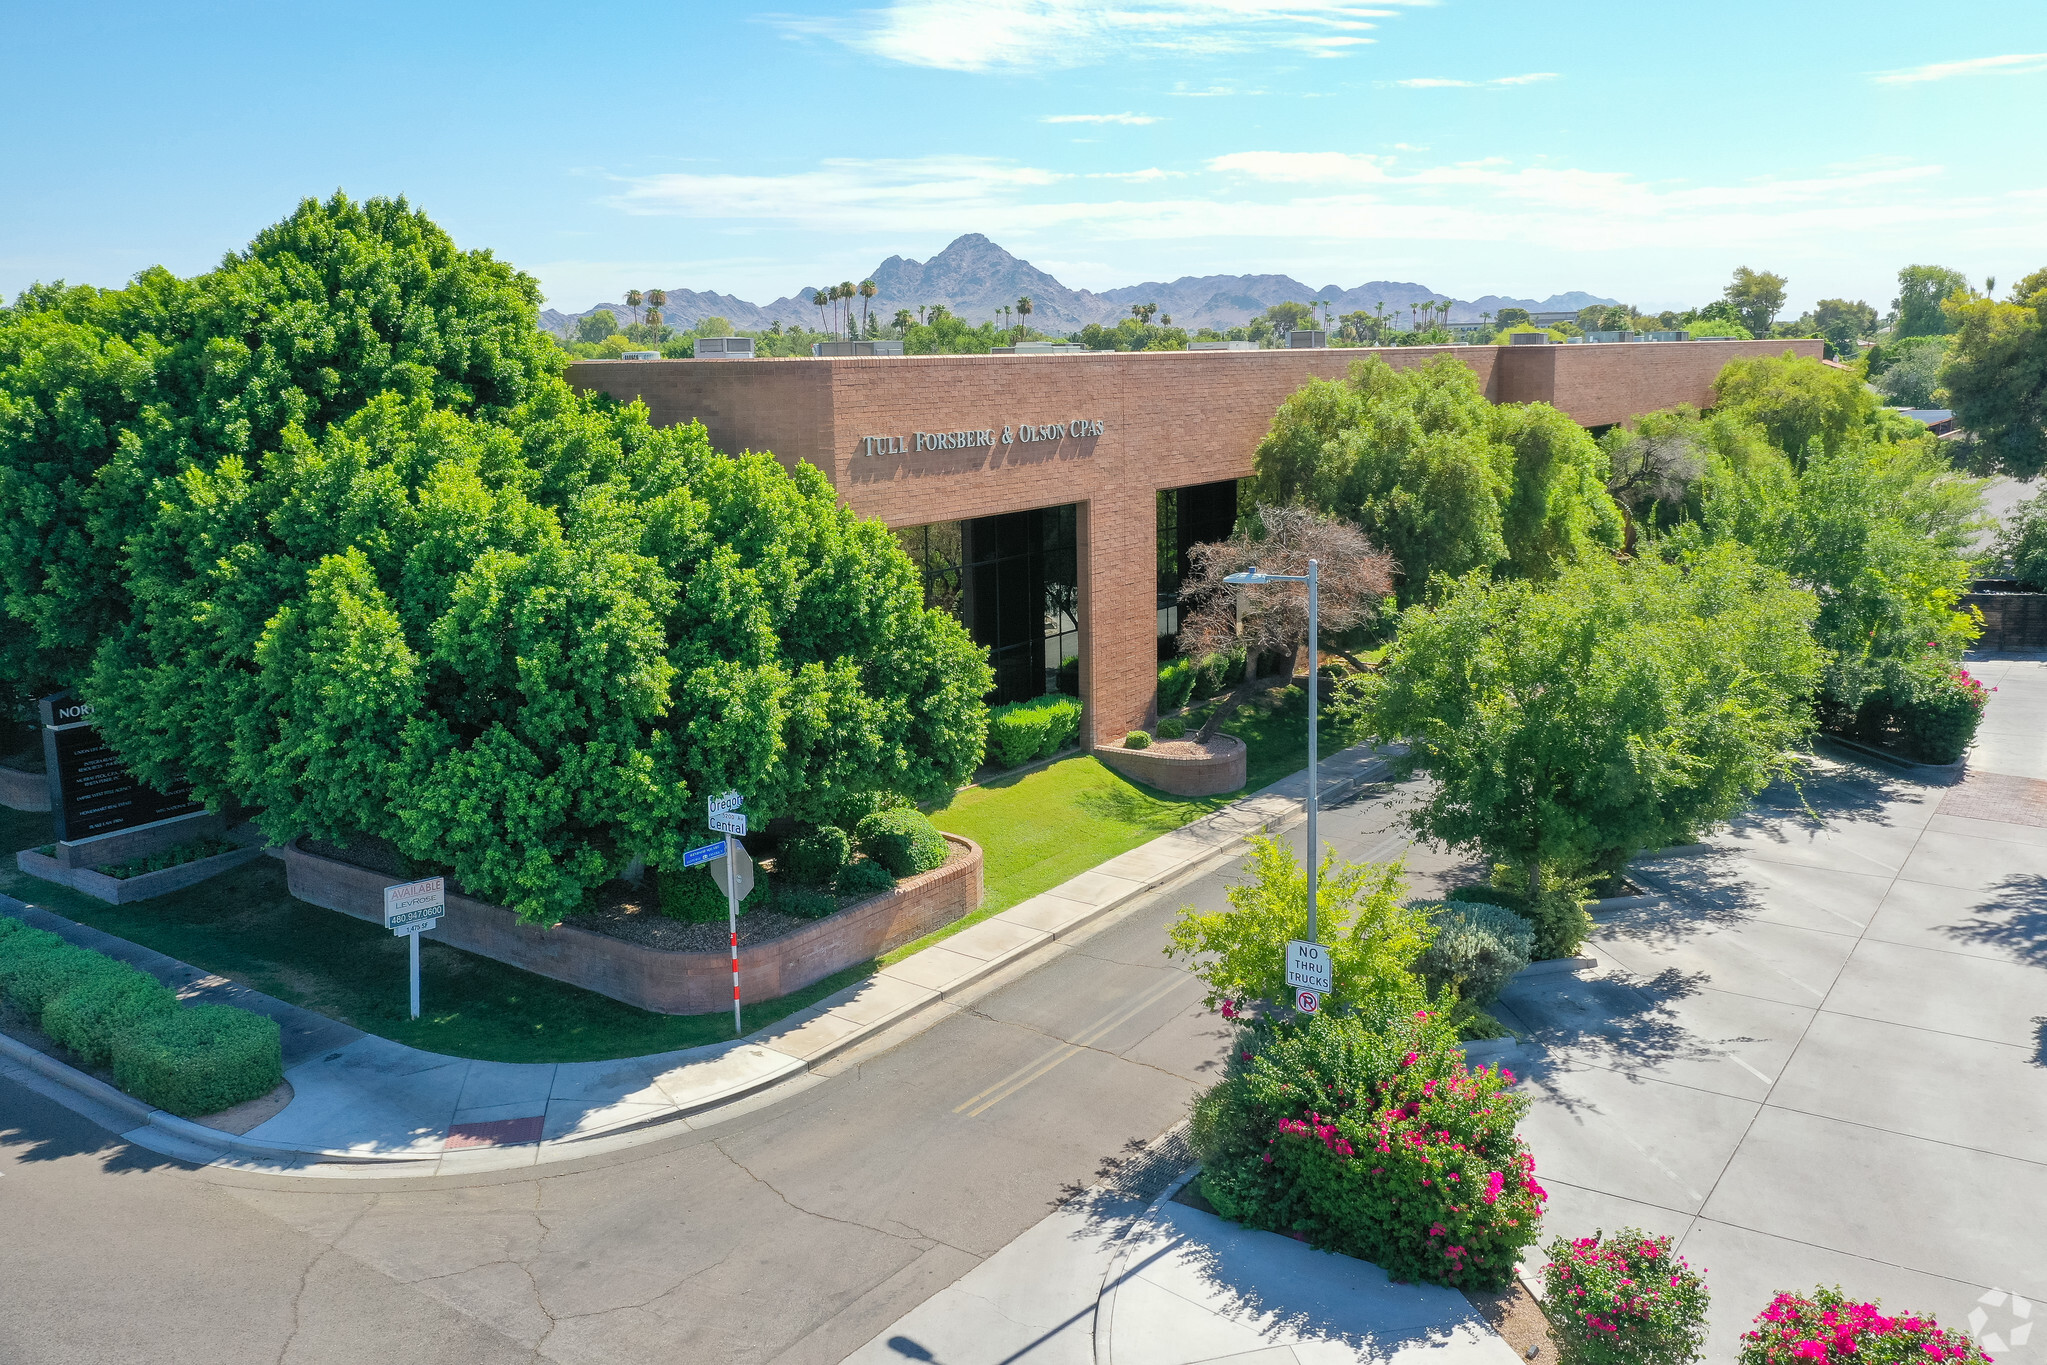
[1713, 349, 1876, 464]
[1811, 298, 1877, 352]
[1939, 281, 2047, 478]
[1724, 267, 1789, 337]
[0, 193, 561, 703]
[1892, 264, 1970, 339]
[1336, 545, 1822, 896]
[1247, 355, 1622, 601]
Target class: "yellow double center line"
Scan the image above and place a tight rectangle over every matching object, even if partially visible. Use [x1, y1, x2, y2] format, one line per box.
[953, 973, 1193, 1119]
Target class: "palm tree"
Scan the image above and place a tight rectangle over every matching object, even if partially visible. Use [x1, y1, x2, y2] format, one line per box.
[1017, 295, 1033, 335]
[625, 289, 644, 327]
[813, 289, 830, 332]
[893, 308, 914, 332]
[646, 288, 667, 329]
[859, 279, 877, 334]
[1313, 298, 1328, 331]
[838, 282, 857, 337]
[1131, 302, 1158, 325]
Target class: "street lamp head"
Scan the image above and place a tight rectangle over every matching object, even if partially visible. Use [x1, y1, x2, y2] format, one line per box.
[1222, 568, 1272, 586]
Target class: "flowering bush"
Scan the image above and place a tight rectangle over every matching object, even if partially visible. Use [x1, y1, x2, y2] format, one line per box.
[1738, 1288, 1992, 1365]
[1541, 1228, 1709, 1365]
[1188, 993, 1545, 1289]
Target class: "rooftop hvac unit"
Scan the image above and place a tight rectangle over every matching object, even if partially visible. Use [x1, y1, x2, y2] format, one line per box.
[992, 342, 1085, 354]
[1286, 330, 1328, 348]
[694, 337, 755, 358]
[620, 350, 662, 360]
[1188, 340, 1258, 351]
[1640, 330, 1691, 342]
[811, 340, 905, 357]
[1508, 332, 1551, 345]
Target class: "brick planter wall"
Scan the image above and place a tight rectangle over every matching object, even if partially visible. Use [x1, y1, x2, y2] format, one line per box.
[0, 765, 48, 812]
[17, 842, 265, 904]
[1093, 734, 1247, 796]
[281, 835, 983, 1015]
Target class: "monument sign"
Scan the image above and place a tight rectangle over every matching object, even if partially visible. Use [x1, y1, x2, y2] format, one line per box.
[39, 691, 205, 843]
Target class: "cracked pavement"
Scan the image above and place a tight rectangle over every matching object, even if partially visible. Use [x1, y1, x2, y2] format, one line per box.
[1, 773, 1472, 1365]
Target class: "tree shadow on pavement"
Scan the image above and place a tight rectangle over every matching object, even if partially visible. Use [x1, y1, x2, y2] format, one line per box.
[1939, 872, 2047, 972]
[1496, 965, 1730, 1117]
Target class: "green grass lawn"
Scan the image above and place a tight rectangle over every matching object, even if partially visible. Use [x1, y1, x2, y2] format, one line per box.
[0, 806, 865, 1063]
[0, 680, 1342, 1063]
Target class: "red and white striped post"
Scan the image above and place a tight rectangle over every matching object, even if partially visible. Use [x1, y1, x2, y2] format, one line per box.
[725, 831, 741, 1034]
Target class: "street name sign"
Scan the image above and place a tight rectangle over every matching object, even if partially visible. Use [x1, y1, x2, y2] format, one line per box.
[709, 843, 755, 901]
[681, 840, 726, 869]
[709, 810, 747, 836]
[708, 791, 744, 816]
[1285, 939, 1331, 993]
[383, 877, 446, 935]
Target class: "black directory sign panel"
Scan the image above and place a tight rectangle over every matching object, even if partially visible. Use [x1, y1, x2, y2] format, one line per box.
[39, 691, 205, 843]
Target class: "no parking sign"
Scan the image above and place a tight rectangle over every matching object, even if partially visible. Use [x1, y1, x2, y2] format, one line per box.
[1295, 988, 1320, 1014]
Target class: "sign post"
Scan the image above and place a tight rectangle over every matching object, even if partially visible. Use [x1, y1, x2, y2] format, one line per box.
[382, 877, 446, 1020]
[708, 793, 747, 1034]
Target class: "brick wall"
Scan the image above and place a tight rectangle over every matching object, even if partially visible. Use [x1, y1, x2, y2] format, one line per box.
[572, 337, 1821, 743]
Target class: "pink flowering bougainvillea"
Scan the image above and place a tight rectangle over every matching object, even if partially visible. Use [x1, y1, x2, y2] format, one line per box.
[1541, 1228, 1709, 1365]
[1737, 1287, 1992, 1365]
[1187, 992, 1544, 1289]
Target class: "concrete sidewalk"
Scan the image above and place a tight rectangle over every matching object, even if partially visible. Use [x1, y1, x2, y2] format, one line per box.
[846, 1150, 1518, 1365]
[0, 741, 1393, 1179]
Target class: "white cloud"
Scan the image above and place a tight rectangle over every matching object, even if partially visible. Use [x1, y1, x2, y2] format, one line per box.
[1394, 71, 1557, 88]
[778, 0, 1420, 72]
[1041, 112, 1160, 125]
[598, 148, 2041, 270]
[1872, 52, 2047, 84]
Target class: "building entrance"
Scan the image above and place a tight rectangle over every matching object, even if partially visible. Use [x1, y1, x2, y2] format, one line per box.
[897, 504, 1079, 706]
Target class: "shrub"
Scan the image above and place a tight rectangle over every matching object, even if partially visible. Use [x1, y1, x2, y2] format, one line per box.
[1542, 1228, 1710, 1365]
[834, 858, 897, 899]
[97, 835, 239, 880]
[0, 939, 132, 1017]
[0, 915, 43, 944]
[657, 863, 769, 923]
[1159, 657, 1198, 712]
[1124, 730, 1152, 749]
[1415, 901, 1534, 1010]
[1738, 1287, 1991, 1365]
[1190, 650, 1247, 701]
[1158, 717, 1186, 739]
[985, 693, 1085, 768]
[1451, 870, 1592, 961]
[780, 825, 852, 885]
[1884, 665, 1990, 763]
[112, 1005, 283, 1118]
[856, 807, 949, 877]
[42, 970, 178, 1068]
[1188, 997, 1545, 1290]
[1997, 490, 2047, 590]
[776, 884, 840, 920]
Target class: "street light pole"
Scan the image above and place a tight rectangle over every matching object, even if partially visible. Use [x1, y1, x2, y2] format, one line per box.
[1224, 560, 1322, 943]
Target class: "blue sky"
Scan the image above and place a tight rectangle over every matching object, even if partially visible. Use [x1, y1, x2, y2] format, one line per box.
[6, 1, 2045, 317]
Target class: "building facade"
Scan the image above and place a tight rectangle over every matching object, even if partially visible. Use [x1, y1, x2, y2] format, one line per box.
[570, 338, 1820, 746]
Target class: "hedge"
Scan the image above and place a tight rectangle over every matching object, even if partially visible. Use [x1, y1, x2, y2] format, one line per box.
[834, 858, 898, 899]
[780, 826, 852, 885]
[1158, 657, 1198, 712]
[0, 917, 280, 1115]
[856, 808, 949, 877]
[113, 1005, 283, 1118]
[657, 862, 771, 923]
[44, 972, 179, 1068]
[985, 694, 1084, 768]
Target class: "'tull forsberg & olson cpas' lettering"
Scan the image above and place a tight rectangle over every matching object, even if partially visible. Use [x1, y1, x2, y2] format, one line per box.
[861, 418, 1106, 457]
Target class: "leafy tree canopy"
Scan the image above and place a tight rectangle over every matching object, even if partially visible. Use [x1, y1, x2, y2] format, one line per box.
[1892, 264, 1970, 338]
[1712, 350, 1876, 464]
[1939, 286, 2047, 478]
[1812, 298, 1878, 351]
[1335, 544, 1823, 887]
[1246, 356, 1622, 601]
[1724, 266, 1789, 337]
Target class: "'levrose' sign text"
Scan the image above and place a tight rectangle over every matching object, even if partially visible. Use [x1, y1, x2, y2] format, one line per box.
[862, 417, 1105, 457]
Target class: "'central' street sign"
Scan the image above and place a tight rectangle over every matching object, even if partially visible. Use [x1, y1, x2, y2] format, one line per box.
[709, 810, 747, 836]
[1285, 939, 1331, 994]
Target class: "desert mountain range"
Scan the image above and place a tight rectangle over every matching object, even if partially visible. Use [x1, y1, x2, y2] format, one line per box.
[539, 234, 1616, 337]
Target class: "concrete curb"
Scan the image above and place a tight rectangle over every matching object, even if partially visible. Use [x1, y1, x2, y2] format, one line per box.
[1817, 733, 1969, 776]
[5, 745, 1396, 1179]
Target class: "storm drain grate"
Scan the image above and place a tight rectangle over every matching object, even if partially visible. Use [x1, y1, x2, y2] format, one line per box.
[1100, 1122, 1195, 1202]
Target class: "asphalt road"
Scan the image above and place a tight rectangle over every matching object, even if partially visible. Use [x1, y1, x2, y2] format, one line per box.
[0, 770, 1467, 1365]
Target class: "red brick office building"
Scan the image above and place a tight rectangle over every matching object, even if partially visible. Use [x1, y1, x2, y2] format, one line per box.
[571, 338, 1819, 747]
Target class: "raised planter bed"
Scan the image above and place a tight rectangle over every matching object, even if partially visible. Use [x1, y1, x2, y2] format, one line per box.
[1820, 732, 1968, 776]
[282, 834, 983, 1015]
[0, 764, 48, 812]
[1093, 733, 1248, 797]
[15, 841, 267, 904]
